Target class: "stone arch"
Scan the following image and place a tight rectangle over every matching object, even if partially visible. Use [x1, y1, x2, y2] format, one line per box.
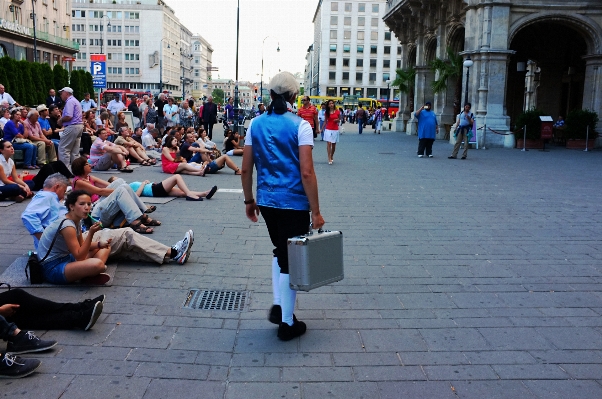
[509, 12, 602, 55]
[446, 24, 465, 54]
[407, 45, 417, 67]
[425, 36, 437, 63]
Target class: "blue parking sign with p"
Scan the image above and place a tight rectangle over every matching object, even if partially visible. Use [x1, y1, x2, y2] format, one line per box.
[90, 55, 106, 88]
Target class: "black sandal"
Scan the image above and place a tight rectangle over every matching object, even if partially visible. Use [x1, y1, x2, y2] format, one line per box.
[144, 205, 156, 214]
[130, 221, 153, 234]
[142, 214, 161, 226]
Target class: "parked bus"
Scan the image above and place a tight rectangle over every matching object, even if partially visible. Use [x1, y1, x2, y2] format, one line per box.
[379, 99, 400, 117]
[99, 89, 153, 107]
[295, 96, 381, 112]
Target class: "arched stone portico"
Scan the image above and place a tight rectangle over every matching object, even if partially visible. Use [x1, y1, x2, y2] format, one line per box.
[384, 0, 602, 148]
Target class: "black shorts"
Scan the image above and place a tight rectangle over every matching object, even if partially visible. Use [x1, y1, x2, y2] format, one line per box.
[151, 182, 169, 197]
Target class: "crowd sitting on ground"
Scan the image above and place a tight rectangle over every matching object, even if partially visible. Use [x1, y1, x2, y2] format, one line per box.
[0, 85, 250, 378]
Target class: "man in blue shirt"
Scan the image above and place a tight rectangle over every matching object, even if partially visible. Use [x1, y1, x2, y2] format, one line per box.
[225, 97, 234, 121]
[415, 101, 439, 158]
[36, 105, 58, 154]
[80, 93, 97, 112]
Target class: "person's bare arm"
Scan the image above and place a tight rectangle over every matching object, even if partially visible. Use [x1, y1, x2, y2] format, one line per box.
[299, 145, 324, 229]
[162, 147, 176, 162]
[63, 223, 99, 261]
[241, 145, 259, 222]
[74, 178, 113, 197]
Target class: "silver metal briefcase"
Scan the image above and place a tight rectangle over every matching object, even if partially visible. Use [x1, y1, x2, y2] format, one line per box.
[287, 229, 344, 291]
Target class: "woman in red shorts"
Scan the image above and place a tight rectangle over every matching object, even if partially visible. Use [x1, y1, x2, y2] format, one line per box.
[161, 136, 205, 176]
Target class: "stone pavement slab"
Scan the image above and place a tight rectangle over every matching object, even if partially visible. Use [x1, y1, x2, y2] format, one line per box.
[1, 123, 602, 397]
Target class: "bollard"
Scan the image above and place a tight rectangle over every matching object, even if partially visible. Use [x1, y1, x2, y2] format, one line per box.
[584, 125, 589, 152]
[521, 125, 528, 152]
[482, 124, 487, 150]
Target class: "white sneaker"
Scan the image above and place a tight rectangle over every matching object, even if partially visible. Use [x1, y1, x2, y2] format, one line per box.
[174, 230, 194, 264]
[418, 155, 424, 158]
[428, 155, 433, 158]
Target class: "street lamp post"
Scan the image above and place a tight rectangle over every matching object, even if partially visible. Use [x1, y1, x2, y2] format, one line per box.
[463, 55, 473, 106]
[385, 79, 391, 120]
[234, 0, 240, 134]
[159, 39, 170, 93]
[99, 16, 110, 54]
[31, 0, 37, 62]
[260, 36, 280, 104]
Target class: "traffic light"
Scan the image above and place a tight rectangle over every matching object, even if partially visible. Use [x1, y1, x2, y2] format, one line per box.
[254, 86, 258, 93]
[254, 96, 257, 101]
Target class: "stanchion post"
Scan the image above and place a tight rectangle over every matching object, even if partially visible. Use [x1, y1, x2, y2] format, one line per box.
[521, 125, 528, 151]
[482, 124, 487, 150]
[584, 125, 589, 152]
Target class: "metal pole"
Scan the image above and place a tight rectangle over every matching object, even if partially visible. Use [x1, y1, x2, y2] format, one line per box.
[521, 125, 528, 151]
[482, 123, 487, 150]
[32, 0, 37, 62]
[584, 125, 589, 152]
[234, 0, 240, 134]
[159, 40, 163, 93]
[100, 17, 103, 54]
[464, 67, 470, 106]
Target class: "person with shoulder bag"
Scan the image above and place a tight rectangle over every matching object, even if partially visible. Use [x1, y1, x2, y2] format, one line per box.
[449, 103, 474, 160]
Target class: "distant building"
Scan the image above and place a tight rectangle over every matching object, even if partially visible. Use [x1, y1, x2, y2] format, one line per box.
[307, 0, 401, 100]
[0, 0, 78, 66]
[190, 34, 213, 101]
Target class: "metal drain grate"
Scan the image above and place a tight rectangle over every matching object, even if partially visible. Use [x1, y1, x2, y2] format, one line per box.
[183, 289, 249, 311]
[378, 152, 396, 155]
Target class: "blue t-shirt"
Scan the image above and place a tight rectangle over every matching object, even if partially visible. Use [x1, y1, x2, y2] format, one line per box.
[415, 110, 437, 139]
[225, 104, 234, 119]
[128, 181, 153, 197]
[38, 117, 51, 132]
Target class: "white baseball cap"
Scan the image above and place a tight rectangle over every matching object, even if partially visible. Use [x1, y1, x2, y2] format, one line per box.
[59, 87, 73, 94]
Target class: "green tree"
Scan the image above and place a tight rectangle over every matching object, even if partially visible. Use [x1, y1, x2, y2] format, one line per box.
[19, 61, 36, 106]
[299, 87, 305, 95]
[53, 64, 68, 91]
[70, 69, 84, 100]
[392, 67, 416, 112]
[212, 88, 224, 105]
[429, 47, 463, 117]
[84, 71, 94, 96]
[41, 63, 54, 93]
[30, 63, 45, 105]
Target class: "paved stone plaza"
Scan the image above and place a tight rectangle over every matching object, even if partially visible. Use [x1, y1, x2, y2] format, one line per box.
[1, 123, 602, 398]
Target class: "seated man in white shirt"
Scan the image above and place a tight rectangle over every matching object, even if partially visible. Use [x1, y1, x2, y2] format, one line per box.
[141, 125, 161, 159]
[89, 128, 130, 171]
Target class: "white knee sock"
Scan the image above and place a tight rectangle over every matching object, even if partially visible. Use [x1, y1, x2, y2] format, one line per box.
[272, 257, 281, 306]
[279, 273, 296, 326]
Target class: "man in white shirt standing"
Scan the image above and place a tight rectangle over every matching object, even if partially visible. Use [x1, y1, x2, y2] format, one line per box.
[106, 94, 126, 126]
[0, 84, 18, 107]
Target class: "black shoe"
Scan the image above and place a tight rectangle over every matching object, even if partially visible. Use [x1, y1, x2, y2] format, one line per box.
[268, 305, 281, 325]
[82, 301, 104, 331]
[82, 294, 105, 310]
[0, 353, 40, 378]
[277, 320, 307, 341]
[461, 156, 467, 159]
[448, 156, 456, 159]
[6, 331, 57, 355]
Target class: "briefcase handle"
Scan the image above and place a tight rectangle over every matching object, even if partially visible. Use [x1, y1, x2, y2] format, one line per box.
[308, 222, 325, 235]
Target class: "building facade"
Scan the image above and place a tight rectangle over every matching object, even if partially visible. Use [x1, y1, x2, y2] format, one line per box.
[190, 34, 213, 101]
[0, 0, 78, 66]
[308, 0, 402, 101]
[70, 0, 193, 97]
[384, 0, 602, 147]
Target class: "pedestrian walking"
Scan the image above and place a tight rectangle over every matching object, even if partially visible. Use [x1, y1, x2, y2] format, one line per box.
[318, 103, 326, 140]
[374, 108, 383, 134]
[297, 96, 319, 138]
[57, 87, 84, 170]
[322, 100, 340, 165]
[414, 101, 438, 158]
[202, 96, 218, 140]
[449, 103, 474, 160]
[241, 71, 325, 341]
[356, 106, 366, 134]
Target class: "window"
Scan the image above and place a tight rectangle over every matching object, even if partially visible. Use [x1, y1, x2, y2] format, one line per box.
[385, 32, 391, 41]
[371, 18, 379, 27]
[110, 25, 122, 33]
[108, 53, 122, 61]
[372, 4, 379, 13]
[367, 88, 377, 98]
[343, 45, 350, 53]
[126, 12, 139, 19]
[125, 53, 139, 60]
[342, 72, 349, 81]
[330, 58, 336, 66]
[72, 10, 85, 17]
[357, 45, 364, 53]
[107, 11, 122, 19]
[343, 58, 349, 67]
[384, 46, 390, 54]
[344, 2, 352, 12]
[194, 56, 200, 64]
[330, 44, 337, 52]
[327, 87, 337, 96]
[356, 72, 363, 81]
[383, 60, 390, 68]
[344, 31, 351, 40]
[108, 67, 122, 74]
[125, 40, 139, 46]
[331, 2, 338, 11]
[358, 3, 365, 12]
[330, 30, 337, 39]
[370, 45, 377, 54]
[356, 59, 363, 67]
[371, 31, 378, 40]
[369, 73, 376, 83]
[398, 46, 402, 55]
[383, 73, 390, 81]
[329, 72, 336, 80]
[397, 60, 401, 68]
[125, 26, 139, 33]
[357, 31, 364, 40]
[358, 17, 365, 26]
[330, 16, 338, 25]
[194, 42, 201, 51]
[194, 69, 200, 77]
[370, 59, 377, 67]
[93, 11, 104, 18]
[344, 17, 351, 26]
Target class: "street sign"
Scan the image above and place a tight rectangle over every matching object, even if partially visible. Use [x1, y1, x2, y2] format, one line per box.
[62, 57, 75, 62]
[90, 54, 106, 88]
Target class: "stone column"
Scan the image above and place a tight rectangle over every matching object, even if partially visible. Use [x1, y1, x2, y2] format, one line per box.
[583, 55, 602, 148]
[396, 43, 410, 133]
[434, 22, 454, 140]
[408, 28, 425, 136]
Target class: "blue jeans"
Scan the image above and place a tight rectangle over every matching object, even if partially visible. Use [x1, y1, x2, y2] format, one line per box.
[0, 181, 34, 200]
[12, 142, 36, 167]
[41, 254, 74, 284]
[189, 153, 203, 163]
[357, 118, 364, 134]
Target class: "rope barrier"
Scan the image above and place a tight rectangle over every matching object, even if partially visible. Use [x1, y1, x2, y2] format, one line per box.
[487, 126, 523, 136]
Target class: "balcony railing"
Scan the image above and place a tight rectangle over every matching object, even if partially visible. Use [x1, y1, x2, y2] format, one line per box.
[36, 31, 80, 51]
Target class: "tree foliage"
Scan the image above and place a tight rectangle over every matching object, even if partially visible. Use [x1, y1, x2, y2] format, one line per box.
[392, 68, 416, 94]
[212, 88, 224, 105]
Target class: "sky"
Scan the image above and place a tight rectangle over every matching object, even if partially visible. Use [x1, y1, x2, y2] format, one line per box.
[168, 0, 318, 83]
